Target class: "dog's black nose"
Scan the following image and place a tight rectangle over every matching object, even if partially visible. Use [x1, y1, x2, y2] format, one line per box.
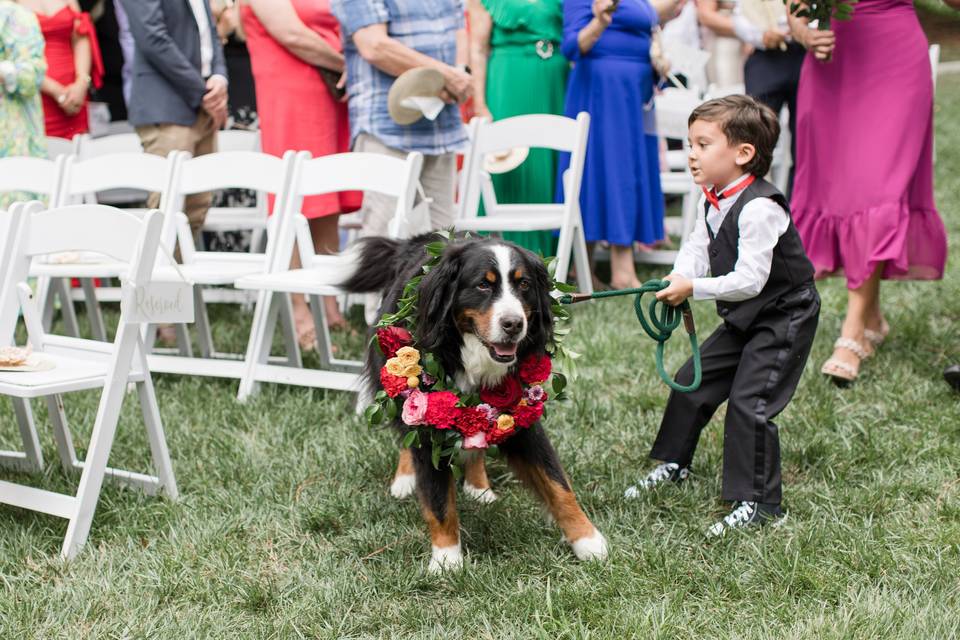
[500, 314, 524, 337]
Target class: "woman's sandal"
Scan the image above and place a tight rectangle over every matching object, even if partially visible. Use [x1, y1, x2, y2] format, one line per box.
[821, 337, 871, 386]
[863, 319, 890, 349]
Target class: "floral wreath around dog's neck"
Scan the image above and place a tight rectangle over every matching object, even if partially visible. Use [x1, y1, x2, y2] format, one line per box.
[365, 232, 576, 474]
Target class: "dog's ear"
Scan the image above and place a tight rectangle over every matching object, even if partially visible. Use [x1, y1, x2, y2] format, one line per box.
[415, 243, 466, 352]
[522, 248, 554, 354]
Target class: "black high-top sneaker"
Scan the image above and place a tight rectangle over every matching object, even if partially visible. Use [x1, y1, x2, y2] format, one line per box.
[624, 462, 691, 498]
[706, 501, 785, 537]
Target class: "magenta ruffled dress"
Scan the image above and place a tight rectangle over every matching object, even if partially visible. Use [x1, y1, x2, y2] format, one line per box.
[790, 0, 946, 290]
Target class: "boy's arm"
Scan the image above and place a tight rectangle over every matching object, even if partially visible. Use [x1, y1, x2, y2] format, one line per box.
[692, 197, 790, 302]
[657, 196, 710, 305]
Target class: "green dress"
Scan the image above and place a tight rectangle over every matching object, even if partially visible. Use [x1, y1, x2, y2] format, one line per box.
[481, 0, 566, 257]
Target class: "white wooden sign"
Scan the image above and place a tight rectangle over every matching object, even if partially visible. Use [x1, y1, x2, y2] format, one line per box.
[120, 280, 194, 324]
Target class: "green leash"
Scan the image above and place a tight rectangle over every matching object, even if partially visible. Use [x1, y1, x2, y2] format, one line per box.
[559, 279, 703, 393]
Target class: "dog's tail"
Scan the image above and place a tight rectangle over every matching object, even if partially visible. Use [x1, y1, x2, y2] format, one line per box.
[340, 236, 405, 293]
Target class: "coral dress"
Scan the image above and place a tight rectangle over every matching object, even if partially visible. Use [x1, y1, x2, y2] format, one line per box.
[36, 5, 102, 138]
[559, 0, 665, 246]
[241, 0, 360, 218]
[790, 0, 946, 289]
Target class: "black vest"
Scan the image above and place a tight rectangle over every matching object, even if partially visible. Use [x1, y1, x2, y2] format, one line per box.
[706, 178, 815, 331]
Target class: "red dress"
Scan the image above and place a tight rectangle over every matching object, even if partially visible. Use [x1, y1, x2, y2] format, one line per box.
[36, 5, 103, 138]
[241, 0, 360, 218]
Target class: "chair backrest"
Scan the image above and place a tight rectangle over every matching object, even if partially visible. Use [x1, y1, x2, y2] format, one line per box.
[173, 150, 291, 198]
[217, 129, 261, 153]
[0, 202, 164, 342]
[0, 156, 65, 203]
[276, 151, 423, 269]
[46, 136, 77, 160]
[59, 151, 178, 205]
[75, 132, 144, 159]
[459, 112, 590, 219]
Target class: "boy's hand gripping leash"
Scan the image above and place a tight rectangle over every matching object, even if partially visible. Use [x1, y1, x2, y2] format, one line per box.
[559, 280, 702, 393]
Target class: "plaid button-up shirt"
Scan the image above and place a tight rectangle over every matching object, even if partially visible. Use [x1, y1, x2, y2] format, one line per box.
[332, 0, 468, 155]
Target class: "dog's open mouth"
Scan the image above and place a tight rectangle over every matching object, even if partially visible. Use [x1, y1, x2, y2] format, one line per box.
[477, 334, 519, 363]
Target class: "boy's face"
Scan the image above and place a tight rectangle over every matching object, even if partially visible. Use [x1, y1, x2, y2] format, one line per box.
[687, 119, 756, 188]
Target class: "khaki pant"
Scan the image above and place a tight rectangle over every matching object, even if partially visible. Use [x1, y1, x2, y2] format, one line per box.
[353, 132, 456, 237]
[137, 111, 218, 236]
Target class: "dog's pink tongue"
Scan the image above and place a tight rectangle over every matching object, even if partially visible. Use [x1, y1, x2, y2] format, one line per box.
[493, 343, 518, 357]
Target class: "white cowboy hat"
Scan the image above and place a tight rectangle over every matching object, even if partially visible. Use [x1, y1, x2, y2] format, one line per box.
[483, 147, 529, 174]
[387, 67, 446, 125]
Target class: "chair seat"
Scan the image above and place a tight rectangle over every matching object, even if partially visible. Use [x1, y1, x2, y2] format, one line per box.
[0, 352, 110, 398]
[235, 256, 357, 296]
[157, 258, 265, 286]
[454, 206, 565, 233]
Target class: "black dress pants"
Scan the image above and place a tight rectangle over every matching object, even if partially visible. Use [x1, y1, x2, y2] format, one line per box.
[650, 288, 820, 504]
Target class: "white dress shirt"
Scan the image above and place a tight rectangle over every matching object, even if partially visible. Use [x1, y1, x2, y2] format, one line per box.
[672, 173, 791, 302]
[186, 0, 214, 78]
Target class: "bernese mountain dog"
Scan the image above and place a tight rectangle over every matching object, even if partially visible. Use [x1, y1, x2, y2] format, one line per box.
[342, 234, 607, 572]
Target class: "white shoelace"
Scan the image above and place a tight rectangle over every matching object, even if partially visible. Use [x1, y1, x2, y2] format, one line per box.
[723, 501, 756, 527]
[644, 462, 678, 486]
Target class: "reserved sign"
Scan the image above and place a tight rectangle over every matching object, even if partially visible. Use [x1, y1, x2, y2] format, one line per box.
[120, 280, 195, 324]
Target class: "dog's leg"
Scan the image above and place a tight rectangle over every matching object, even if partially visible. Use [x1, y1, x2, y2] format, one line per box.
[411, 446, 462, 573]
[390, 448, 417, 499]
[463, 451, 497, 503]
[500, 425, 608, 562]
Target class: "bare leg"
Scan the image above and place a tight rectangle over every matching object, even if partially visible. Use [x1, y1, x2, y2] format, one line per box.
[610, 244, 641, 290]
[825, 264, 883, 376]
[309, 215, 347, 328]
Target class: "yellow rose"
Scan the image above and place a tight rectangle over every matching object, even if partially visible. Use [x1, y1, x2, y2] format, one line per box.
[407, 376, 419, 388]
[401, 363, 422, 378]
[395, 346, 421, 367]
[496, 414, 515, 432]
[385, 357, 405, 376]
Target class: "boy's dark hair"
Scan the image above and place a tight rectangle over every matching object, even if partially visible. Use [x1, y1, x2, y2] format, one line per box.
[688, 95, 780, 177]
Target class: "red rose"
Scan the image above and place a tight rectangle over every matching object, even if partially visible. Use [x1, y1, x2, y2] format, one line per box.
[376, 325, 413, 359]
[455, 407, 490, 437]
[512, 402, 544, 428]
[380, 367, 409, 398]
[518, 353, 552, 385]
[485, 422, 515, 445]
[424, 391, 460, 429]
[480, 376, 523, 409]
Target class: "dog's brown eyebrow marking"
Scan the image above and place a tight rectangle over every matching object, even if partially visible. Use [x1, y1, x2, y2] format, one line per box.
[485, 270, 497, 283]
[514, 269, 523, 280]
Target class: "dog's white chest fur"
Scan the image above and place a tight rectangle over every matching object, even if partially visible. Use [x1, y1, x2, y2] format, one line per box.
[455, 334, 511, 392]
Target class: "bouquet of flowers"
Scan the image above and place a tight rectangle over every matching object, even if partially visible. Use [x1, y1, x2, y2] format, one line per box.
[785, 0, 857, 30]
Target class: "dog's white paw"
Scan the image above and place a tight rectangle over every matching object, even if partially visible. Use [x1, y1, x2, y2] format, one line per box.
[570, 529, 608, 562]
[463, 482, 498, 504]
[428, 544, 463, 574]
[390, 474, 416, 499]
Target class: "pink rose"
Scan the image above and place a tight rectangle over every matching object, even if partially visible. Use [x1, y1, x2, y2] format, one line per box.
[462, 431, 489, 449]
[401, 389, 428, 426]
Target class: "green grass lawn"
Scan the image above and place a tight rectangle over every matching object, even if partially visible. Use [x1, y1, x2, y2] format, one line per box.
[1, 82, 959, 640]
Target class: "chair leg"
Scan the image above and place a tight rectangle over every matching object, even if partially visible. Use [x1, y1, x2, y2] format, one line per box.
[80, 278, 108, 341]
[60, 323, 139, 560]
[135, 337, 178, 499]
[310, 294, 335, 370]
[572, 224, 593, 295]
[46, 394, 79, 474]
[8, 398, 44, 472]
[54, 278, 81, 338]
[237, 290, 279, 402]
[278, 293, 303, 368]
[553, 225, 574, 287]
[192, 287, 215, 358]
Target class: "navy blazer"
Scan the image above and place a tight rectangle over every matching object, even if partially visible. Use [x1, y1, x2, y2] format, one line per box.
[119, 0, 227, 127]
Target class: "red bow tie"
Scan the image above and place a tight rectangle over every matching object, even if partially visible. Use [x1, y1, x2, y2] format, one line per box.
[703, 174, 756, 210]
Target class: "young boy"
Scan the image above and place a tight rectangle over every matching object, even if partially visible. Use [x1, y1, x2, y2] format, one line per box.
[624, 95, 820, 536]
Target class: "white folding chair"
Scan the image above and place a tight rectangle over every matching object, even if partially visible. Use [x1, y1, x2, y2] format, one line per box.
[32, 151, 180, 342]
[234, 150, 423, 401]
[455, 112, 592, 293]
[0, 202, 178, 560]
[74, 132, 147, 208]
[145, 150, 301, 379]
[637, 88, 703, 266]
[45, 136, 77, 160]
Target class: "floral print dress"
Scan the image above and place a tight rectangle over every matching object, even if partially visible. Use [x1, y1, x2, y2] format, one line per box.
[0, 0, 46, 208]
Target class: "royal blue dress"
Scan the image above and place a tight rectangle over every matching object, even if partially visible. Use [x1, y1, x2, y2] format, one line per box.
[558, 0, 665, 246]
